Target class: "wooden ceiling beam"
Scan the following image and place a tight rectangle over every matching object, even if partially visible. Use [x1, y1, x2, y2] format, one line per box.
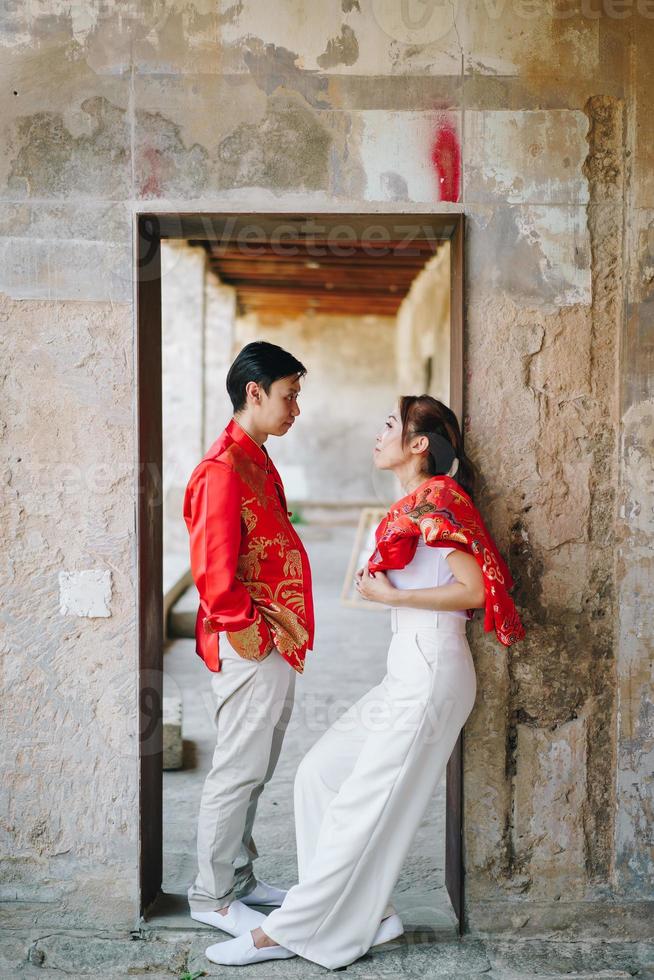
[193, 236, 442, 318]
[236, 299, 402, 316]
[206, 261, 423, 278]
[232, 284, 404, 298]
[205, 250, 434, 267]
[195, 238, 439, 254]
[210, 280, 415, 294]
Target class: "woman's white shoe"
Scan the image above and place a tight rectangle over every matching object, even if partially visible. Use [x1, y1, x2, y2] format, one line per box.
[190, 899, 266, 936]
[205, 931, 296, 965]
[371, 912, 404, 946]
[201, 912, 403, 963]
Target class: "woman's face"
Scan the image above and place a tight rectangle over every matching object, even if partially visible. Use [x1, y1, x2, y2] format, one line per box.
[373, 407, 408, 470]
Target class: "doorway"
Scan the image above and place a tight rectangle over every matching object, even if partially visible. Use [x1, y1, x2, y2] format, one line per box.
[135, 212, 465, 931]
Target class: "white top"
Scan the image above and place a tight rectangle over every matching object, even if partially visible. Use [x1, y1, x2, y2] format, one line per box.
[386, 538, 467, 619]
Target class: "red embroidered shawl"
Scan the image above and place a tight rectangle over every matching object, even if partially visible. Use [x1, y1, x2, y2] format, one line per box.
[368, 475, 525, 647]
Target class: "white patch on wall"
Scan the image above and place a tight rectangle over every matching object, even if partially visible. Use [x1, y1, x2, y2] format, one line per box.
[59, 570, 112, 618]
[359, 111, 460, 203]
[216, 3, 462, 76]
[464, 110, 590, 205]
[516, 205, 592, 307]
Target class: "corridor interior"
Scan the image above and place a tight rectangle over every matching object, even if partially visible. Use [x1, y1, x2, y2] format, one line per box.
[150, 228, 456, 938]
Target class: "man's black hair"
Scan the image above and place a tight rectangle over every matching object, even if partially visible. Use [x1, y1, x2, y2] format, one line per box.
[226, 341, 307, 413]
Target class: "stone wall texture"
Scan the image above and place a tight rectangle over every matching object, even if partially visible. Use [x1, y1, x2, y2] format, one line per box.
[0, 0, 652, 944]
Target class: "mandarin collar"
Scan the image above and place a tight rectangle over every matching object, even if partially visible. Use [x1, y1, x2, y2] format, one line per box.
[226, 417, 271, 471]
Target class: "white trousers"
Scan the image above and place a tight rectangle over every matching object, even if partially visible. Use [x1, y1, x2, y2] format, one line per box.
[188, 641, 296, 911]
[263, 608, 477, 970]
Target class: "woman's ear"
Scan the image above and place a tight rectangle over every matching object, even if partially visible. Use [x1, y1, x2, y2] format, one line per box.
[410, 434, 429, 456]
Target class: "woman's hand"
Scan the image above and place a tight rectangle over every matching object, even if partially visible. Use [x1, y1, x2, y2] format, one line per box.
[355, 566, 396, 605]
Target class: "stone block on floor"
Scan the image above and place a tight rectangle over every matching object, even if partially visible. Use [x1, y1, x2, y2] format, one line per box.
[163, 695, 183, 770]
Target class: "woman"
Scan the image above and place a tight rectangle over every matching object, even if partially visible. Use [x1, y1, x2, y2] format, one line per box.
[206, 395, 525, 969]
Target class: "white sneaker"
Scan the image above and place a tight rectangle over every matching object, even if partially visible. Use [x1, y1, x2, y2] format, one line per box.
[206, 931, 296, 965]
[240, 879, 288, 907]
[190, 899, 266, 937]
[371, 912, 404, 947]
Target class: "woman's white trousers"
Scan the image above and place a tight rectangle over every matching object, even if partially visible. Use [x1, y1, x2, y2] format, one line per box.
[263, 608, 477, 970]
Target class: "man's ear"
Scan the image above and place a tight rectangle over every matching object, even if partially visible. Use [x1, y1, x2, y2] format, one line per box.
[245, 380, 261, 404]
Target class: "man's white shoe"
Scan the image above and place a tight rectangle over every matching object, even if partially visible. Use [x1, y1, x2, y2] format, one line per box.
[371, 912, 404, 947]
[190, 899, 266, 937]
[205, 931, 296, 965]
[239, 879, 288, 907]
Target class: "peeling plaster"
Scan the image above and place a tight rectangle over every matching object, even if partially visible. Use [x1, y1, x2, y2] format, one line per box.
[317, 24, 359, 68]
[6, 97, 130, 199]
[240, 38, 331, 107]
[216, 94, 331, 190]
[469, 205, 591, 309]
[464, 110, 590, 205]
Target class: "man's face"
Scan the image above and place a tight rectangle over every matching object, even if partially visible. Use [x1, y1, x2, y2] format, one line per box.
[254, 374, 302, 437]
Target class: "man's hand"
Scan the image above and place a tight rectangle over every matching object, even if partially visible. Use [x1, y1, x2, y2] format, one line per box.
[355, 566, 396, 605]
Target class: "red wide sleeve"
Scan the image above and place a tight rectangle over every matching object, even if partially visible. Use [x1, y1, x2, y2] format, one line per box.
[186, 460, 273, 659]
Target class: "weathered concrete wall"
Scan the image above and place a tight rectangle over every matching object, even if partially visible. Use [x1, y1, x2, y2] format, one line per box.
[0, 0, 652, 950]
[396, 242, 450, 402]
[0, 296, 138, 929]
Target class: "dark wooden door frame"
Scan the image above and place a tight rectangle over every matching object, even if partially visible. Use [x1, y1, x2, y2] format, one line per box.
[135, 211, 466, 931]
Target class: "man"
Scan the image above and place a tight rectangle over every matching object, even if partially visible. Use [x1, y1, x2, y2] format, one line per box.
[183, 341, 314, 938]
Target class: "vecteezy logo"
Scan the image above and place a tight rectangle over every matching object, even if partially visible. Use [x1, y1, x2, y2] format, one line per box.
[371, 0, 460, 45]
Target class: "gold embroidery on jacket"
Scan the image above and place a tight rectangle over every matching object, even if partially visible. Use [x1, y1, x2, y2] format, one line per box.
[225, 447, 269, 507]
[234, 524, 308, 663]
[265, 531, 290, 555]
[236, 569, 308, 664]
[260, 604, 310, 658]
[241, 497, 258, 534]
[227, 618, 274, 661]
[237, 537, 269, 580]
[283, 548, 302, 579]
[278, 583, 306, 616]
[221, 445, 311, 670]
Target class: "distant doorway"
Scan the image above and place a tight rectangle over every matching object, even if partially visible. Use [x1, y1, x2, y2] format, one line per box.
[135, 212, 466, 930]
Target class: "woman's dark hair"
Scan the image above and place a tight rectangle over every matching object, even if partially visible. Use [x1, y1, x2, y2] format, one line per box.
[399, 394, 476, 500]
[226, 341, 307, 413]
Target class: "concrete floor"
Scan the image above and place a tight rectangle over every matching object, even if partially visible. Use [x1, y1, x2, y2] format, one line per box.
[154, 523, 454, 938]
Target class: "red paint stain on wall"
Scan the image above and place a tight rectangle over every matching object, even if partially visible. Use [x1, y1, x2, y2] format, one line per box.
[140, 146, 162, 198]
[431, 123, 461, 203]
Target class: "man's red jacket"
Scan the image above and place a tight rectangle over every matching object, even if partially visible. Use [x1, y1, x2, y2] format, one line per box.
[183, 418, 314, 674]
